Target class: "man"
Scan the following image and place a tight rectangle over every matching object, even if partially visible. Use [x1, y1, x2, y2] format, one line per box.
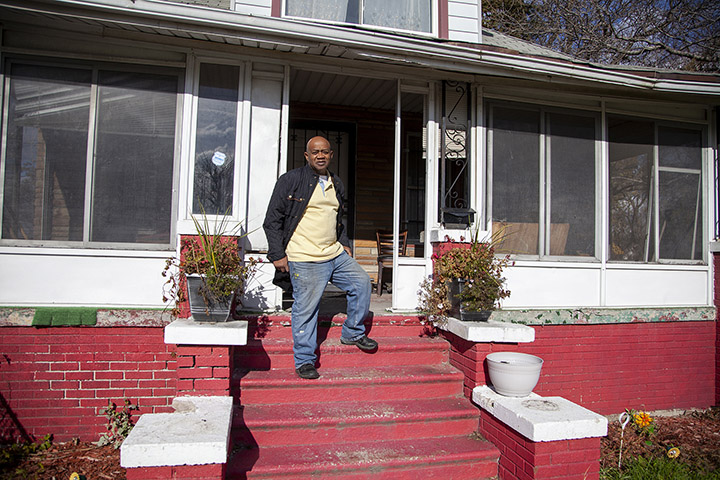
[263, 136, 377, 379]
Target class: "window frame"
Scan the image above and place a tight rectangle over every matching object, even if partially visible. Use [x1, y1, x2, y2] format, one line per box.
[0, 56, 183, 250]
[607, 114, 707, 265]
[487, 100, 601, 261]
[185, 58, 247, 227]
[281, 0, 438, 37]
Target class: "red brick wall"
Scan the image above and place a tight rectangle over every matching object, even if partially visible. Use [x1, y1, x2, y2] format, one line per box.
[0, 326, 177, 443]
[176, 346, 233, 397]
[446, 321, 716, 414]
[480, 412, 601, 480]
[714, 252, 720, 407]
[126, 464, 225, 480]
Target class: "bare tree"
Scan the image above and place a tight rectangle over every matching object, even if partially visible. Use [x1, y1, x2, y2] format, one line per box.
[483, 0, 720, 72]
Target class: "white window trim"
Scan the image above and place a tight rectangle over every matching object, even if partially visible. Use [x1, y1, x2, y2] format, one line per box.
[181, 57, 248, 236]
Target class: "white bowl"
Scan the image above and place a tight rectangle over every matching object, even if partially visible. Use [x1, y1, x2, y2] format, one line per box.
[486, 352, 543, 397]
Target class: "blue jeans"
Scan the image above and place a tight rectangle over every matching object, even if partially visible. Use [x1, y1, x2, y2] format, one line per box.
[288, 251, 371, 368]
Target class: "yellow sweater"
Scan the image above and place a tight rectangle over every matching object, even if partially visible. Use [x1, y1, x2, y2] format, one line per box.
[286, 178, 344, 262]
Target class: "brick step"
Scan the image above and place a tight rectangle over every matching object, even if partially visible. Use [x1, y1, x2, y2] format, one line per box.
[245, 317, 433, 340]
[233, 396, 479, 446]
[228, 434, 500, 479]
[235, 335, 448, 370]
[236, 363, 465, 405]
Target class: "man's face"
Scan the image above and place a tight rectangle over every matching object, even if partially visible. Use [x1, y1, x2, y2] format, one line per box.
[305, 137, 333, 175]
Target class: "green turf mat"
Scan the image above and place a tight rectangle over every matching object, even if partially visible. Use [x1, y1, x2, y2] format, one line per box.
[32, 307, 98, 326]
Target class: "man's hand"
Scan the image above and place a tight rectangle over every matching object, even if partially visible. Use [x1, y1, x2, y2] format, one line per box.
[344, 246, 352, 257]
[273, 256, 289, 272]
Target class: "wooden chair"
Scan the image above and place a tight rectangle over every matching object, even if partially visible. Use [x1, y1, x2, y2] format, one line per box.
[375, 230, 408, 296]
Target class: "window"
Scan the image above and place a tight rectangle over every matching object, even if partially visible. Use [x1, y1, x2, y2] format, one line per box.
[489, 103, 597, 257]
[285, 0, 432, 33]
[1, 61, 179, 246]
[191, 63, 240, 215]
[609, 116, 704, 262]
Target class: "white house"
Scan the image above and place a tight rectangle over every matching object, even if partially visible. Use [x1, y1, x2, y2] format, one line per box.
[0, 0, 718, 314]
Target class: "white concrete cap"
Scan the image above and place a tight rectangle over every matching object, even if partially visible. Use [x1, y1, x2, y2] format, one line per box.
[473, 385, 608, 442]
[441, 317, 535, 343]
[120, 396, 233, 468]
[164, 317, 248, 345]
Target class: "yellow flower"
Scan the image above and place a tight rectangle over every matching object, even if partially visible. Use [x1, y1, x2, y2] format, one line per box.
[667, 447, 680, 458]
[633, 411, 653, 428]
[70, 474, 80, 480]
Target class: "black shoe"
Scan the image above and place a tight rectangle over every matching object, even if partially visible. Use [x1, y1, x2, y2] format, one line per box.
[341, 335, 378, 351]
[295, 363, 320, 379]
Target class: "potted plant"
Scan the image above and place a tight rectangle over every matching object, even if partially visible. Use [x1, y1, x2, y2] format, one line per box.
[162, 210, 257, 322]
[418, 231, 512, 323]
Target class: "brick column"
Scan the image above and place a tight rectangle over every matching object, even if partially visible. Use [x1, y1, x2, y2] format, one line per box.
[176, 345, 233, 396]
[480, 412, 601, 480]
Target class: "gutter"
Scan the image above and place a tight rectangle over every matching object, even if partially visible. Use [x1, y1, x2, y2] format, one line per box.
[2, 0, 720, 97]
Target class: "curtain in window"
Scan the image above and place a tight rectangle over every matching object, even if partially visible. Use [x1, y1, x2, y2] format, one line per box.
[286, 0, 359, 23]
[285, 0, 430, 32]
[364, 0, 431, 32]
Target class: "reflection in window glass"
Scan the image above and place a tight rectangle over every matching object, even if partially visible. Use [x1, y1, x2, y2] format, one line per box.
[2, 64, 91, 241]
[491, 106, 540, 255]
[659, 172, 702, 260]
[658, 126, 703, 261]
[192, 64, 239, 216]
[548, 112, 595, 256]
[659, 126, 702, 170]
[91, 71, 177, 243]
[608, 117, 655, 262]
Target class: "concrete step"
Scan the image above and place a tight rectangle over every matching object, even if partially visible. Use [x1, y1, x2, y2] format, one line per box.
[236, 363, 465, 405]
[227, 434, 500, 479]
[235, 335, 449, 370]
[233, 396, 480, 446]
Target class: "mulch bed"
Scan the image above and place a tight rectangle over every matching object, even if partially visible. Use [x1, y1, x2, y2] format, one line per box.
[2, 408, 719, 479]
[0, 440, 124, 480]
[601, 407, 720, 474]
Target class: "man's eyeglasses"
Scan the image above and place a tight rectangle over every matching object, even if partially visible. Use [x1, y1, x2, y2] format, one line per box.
[309, 149, 331, 155]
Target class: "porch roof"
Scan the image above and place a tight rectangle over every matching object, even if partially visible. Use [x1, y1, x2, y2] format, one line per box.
[2, 0, 720, 98]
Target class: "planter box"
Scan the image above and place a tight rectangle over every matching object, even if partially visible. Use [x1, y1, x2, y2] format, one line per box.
[449, 278, 492, 322]
[185, 274, 235, 323]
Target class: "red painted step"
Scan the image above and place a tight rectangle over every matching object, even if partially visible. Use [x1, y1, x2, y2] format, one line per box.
[231, 319, 499, 479]
[233, 396, 480, 446]
[237, 363, 465, 405]
[244, 316, 433, 340]
[228, 435, 499, 479]
[235, 335, 449, 370]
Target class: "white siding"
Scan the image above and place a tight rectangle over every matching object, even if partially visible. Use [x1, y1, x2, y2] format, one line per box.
[496, 263, 710, 308]
[447, 0, 481, 43]
[234, 0, 272, 16]
[0, 249, 170, 308]
[245, 65, 285, 250]
[605, 268, 708, 307]
[502, 265, 602, 308]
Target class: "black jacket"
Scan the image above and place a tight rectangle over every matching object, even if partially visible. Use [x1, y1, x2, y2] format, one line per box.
[263, 164, 349, 264]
